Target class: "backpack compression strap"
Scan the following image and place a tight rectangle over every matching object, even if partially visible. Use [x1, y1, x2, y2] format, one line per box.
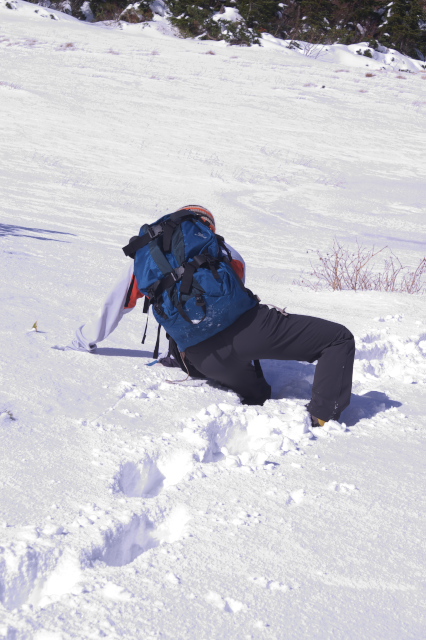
[148, 254, 221, 300]
[142, 254, 220, 326]
[122, 210, 203, 259]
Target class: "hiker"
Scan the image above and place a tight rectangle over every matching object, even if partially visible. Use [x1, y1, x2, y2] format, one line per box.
[69, 205, 355, 426]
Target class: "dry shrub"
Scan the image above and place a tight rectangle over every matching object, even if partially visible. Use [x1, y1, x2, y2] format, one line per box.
[151, 50, 160, 55]
[335, 69, 350, 73]
[365, 72, 375, 77]
[206, 50, 216, 55]
[301, 42, 326, 59]
[294, 240, 426, 294]
[108, 48, 120, 55]
[59, 42, 76, 50]
[396, 74, 406, 79]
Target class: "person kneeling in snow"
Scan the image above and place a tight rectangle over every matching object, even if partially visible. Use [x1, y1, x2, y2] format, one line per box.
[68, 205, 355, 427]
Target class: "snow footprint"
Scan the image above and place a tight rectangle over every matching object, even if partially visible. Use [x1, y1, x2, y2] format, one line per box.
[89, 514, 158, 567]
[116, 449, 194, 498]
[0, 508, 191, 610]
[118, 458, 165, 498]
[0, 530, 80, 611]
[88, 505, 190, 568]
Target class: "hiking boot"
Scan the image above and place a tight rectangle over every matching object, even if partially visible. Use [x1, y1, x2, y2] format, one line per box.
[310, 415, 327, 428]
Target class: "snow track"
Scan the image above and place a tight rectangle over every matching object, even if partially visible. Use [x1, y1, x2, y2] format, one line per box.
[0, 396, 335, 614]
[1, 329, 425, 637]
[1, 321, 424, 632]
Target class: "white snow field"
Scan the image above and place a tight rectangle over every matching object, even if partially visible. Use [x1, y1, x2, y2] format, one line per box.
[1, 2, 426, 639]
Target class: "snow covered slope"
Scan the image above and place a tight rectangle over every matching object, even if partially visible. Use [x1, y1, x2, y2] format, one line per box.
[1, 2, 426, 639]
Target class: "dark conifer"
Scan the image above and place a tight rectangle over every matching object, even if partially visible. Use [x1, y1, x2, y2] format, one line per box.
[379, 0, 426, 58]
[26, 0, 426, 58]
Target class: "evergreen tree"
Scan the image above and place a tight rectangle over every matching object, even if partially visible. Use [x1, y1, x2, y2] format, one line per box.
[23, 0, 426, 56]
[236, 0, 281, 34]
[379, 0, 426, 58]
[300, 0, 333, 31]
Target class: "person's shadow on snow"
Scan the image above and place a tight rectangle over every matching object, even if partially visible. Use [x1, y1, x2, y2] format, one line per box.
[339, 391, 402, 427]
[0, 223, 75, 242]
[261, 360, 402, 427]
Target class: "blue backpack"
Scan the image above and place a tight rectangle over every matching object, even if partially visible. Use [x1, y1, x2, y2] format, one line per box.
[122, 208, 258, 354]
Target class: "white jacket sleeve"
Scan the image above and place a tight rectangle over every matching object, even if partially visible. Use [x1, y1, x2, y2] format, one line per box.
[67, 242, 245, 352]
[67, 263, 136, 351]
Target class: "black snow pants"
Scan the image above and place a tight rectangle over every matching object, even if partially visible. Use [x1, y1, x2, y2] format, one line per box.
[185, 304, 355, 422]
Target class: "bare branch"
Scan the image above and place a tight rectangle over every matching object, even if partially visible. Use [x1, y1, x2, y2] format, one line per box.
[294, 240, 425, 295]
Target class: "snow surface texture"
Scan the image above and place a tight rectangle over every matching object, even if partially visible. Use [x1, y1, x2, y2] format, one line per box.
[1, 2, 426, 638]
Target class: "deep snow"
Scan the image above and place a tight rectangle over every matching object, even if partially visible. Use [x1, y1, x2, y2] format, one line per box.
[1, 2, 426, 639]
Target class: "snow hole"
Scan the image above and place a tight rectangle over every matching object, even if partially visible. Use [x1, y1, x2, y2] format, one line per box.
[0, 545, 80, 611]
[89, 506, 190, 568]
[117, 451, 194, 498]
[90, 514, 158, 567]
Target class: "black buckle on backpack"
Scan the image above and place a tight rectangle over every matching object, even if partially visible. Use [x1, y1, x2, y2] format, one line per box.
[171, 266, 185, 283]
[154, 303, 168, 320]
[148, 224, 162, 239]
